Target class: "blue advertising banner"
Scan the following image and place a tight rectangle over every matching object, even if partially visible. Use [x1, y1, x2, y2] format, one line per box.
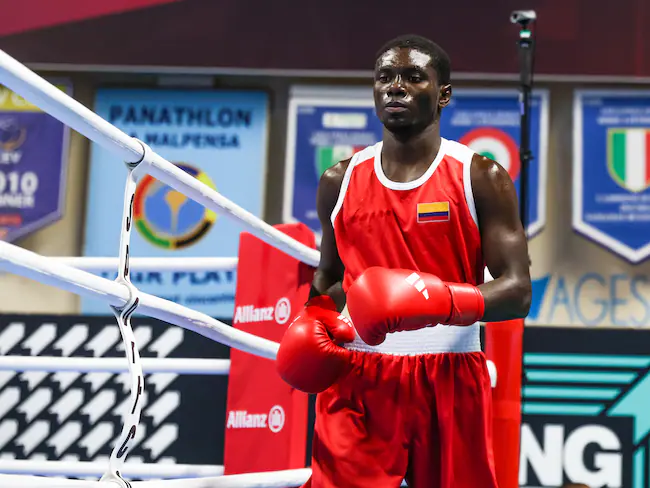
[0, 83, 71, 241]
[82, 89, 269, 318]
[283, 87, 549, 237]
[440, 89, 549, 236]
[283, 86, 384, 233]
[573, 90, 650, 263]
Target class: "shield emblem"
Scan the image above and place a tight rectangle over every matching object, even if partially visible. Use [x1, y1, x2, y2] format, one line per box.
[314, 145, 363, 177]
[607, 128, 650, 193]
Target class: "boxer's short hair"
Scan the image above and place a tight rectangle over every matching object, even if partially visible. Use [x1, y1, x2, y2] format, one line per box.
[376, 34, 451, 85]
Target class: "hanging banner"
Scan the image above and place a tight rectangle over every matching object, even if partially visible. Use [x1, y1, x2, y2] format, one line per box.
[440, 89, 549, 237]
[520, 326, 650, 488]
[573, 90, 650, 263]
[0, 83, 71, 241]
[283, 86, 384, 233]
[82, 88, 269, 318]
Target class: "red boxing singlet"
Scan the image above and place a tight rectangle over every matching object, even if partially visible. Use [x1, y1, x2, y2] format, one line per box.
[332, 138, 484, 293]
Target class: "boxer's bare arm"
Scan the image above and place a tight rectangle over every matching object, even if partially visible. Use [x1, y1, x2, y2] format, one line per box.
[309, 159, 350, 311]
[472, 154, 532, 321]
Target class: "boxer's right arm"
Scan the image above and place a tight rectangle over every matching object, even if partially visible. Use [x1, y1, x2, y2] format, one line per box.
[309, 159, 351, 311]
[276, 160, 354, 392]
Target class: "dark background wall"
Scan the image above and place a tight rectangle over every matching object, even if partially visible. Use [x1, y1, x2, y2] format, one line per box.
[0, 0, 648, 80]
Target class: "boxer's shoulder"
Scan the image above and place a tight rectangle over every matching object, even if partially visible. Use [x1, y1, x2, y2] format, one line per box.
[321, 158, 351, 185]
[470, 153, 514, 200]
[318, 158, 351, 210]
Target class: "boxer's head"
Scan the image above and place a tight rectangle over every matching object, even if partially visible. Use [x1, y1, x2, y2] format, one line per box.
[374, 34, 452, 134]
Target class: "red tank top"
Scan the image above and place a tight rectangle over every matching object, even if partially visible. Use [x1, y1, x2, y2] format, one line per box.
[332, 138, 484, 293]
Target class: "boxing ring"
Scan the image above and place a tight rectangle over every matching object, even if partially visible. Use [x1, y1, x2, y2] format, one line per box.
[0, 46, 323, 488]
[0, 48, 505, 488]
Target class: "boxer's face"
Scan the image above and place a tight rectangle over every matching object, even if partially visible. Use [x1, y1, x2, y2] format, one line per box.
[374, 47, 451, 132]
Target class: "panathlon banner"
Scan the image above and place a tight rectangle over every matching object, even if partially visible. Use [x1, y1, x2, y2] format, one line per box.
[440, 89, 549, 237]
[82, 89, 269, 318]
[520, 326, 650, 488]
[573, 90, 650, 263]
[0, 83, 71, 241]
[283, 86, 384, 234]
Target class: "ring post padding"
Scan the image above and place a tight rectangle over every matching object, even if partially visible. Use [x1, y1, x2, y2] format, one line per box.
[224, 223, 316, 475]
[484, 319, 524, 488]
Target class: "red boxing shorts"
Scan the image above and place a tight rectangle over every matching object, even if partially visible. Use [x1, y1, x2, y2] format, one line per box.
[302, 348, 498, 488]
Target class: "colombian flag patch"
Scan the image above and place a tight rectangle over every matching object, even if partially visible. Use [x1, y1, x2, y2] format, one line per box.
[417, 202, 450, 223]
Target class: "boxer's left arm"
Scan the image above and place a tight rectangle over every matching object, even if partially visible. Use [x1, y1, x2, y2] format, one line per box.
[308, 159, 350, 311]
[471, 154, 532, 321]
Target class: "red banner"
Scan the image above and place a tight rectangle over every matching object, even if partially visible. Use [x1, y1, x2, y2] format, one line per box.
[0, 0, 180, 36]
[224, 223, 316, 474]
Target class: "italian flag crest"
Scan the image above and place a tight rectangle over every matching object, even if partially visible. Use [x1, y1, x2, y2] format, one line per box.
[315, 145, 364, 177]
[608, 128, 650, 193]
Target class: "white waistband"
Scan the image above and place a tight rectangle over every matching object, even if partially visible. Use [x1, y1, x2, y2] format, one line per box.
[340, 306, 481, 356]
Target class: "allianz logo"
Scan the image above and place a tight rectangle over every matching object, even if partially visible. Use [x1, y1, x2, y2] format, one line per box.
[226, 405, 285, 433]
[233, 297, 291, 325]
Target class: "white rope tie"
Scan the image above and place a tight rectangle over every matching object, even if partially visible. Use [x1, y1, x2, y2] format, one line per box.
[101, 158, 146, 488]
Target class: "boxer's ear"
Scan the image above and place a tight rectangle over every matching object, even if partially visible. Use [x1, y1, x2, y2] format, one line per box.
[439, 84, 452, 108]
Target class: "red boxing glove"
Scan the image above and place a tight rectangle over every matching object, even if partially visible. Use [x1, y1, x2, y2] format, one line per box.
[276, 295, 355, 394]
[346, 267, 484, 346]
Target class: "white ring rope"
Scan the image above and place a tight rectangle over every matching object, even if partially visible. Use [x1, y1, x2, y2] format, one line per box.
[0, 469, 407, 488]
[0, 356, 230, 375]
[0, 476, 102, 488]
[48, 257, 239, 272]
[0, 240, 278, 360]
[0, 460, 225, 481]
[0, 49, 320, 268]
[133, 469, 311, 487]
[0, 468, 310, 488]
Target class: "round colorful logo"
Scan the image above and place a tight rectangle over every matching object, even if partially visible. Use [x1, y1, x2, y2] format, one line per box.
[459, 127, 521, 181]
[0, 118, 27, 151]
[133, 163, 217, 249]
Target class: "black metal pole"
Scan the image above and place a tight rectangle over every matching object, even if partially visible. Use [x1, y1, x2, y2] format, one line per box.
[512, 11, 536, 231]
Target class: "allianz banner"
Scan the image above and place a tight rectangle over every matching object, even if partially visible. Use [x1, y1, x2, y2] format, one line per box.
[82, 89, 269, 318]
[521, 326, 649, 488]
[573, 90, 650, 263]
